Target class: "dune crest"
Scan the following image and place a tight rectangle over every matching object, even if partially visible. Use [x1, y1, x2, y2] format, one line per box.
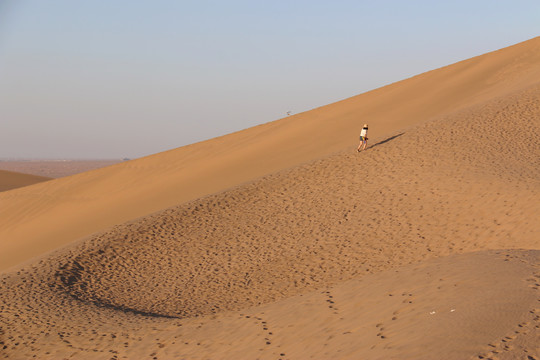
[1, 37, 540, 271]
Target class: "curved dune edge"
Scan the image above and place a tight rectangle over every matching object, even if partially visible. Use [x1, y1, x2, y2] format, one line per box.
[0, 169, 51, 192]
[1, 37, 540, 271]
[1, 250, 538, 359]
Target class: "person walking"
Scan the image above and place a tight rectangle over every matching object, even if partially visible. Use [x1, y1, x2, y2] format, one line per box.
[357, 124, 369, 152]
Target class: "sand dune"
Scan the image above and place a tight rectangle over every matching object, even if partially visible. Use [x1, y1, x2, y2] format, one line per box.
[0, 38, 539, 359]
[50, 85, 540, 319]
[0, 169, 51, 192]
[1, 37, 540, 271]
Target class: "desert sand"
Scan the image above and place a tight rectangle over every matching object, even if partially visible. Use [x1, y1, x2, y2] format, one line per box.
[0, 37, 539, 359]
[0, 170, 51, 192]
[0, 159, 123, 179]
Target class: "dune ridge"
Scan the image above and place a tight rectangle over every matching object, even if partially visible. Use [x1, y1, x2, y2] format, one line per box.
[1, 37, 540, 271]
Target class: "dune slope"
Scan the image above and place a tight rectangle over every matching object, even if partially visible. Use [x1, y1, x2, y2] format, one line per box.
[52, 84, 540, 318]
[0, 81, 538, 359]
[0, 169, 51, 192]
[1, 37, 540, 271]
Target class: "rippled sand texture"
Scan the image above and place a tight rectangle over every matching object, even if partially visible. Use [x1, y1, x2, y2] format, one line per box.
[0, 38, 539, 359]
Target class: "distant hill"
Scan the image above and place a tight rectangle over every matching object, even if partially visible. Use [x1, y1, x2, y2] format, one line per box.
[0, 169, 51, 192]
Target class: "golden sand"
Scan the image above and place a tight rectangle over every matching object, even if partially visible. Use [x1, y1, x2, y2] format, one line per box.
[0, 37, 539, 359]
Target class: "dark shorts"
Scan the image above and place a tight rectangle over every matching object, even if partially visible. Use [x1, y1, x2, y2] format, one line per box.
[359, 136, 367, 141]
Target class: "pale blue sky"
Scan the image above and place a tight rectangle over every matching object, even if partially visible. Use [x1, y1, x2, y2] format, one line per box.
[0, 0, 538, 159]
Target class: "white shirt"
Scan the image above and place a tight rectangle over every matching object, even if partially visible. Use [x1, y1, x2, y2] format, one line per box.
[360, 128, 368, 137]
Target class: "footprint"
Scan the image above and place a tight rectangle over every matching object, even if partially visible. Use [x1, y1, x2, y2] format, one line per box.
[323, 291, 339, 312]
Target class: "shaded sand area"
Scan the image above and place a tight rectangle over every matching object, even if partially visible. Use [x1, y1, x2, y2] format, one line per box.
[1, 38, 540, 359]
[0, 170, 51, 192]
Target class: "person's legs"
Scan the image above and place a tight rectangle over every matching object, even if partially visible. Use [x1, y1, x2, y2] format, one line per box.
[362, 140, 368, 150]
[357, 137, 365, 152]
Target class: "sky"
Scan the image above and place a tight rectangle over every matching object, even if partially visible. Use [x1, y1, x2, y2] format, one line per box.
[0, 1, 538, 159]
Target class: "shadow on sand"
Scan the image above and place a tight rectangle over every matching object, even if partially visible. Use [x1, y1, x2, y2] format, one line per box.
[366, 132, 405, 150]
